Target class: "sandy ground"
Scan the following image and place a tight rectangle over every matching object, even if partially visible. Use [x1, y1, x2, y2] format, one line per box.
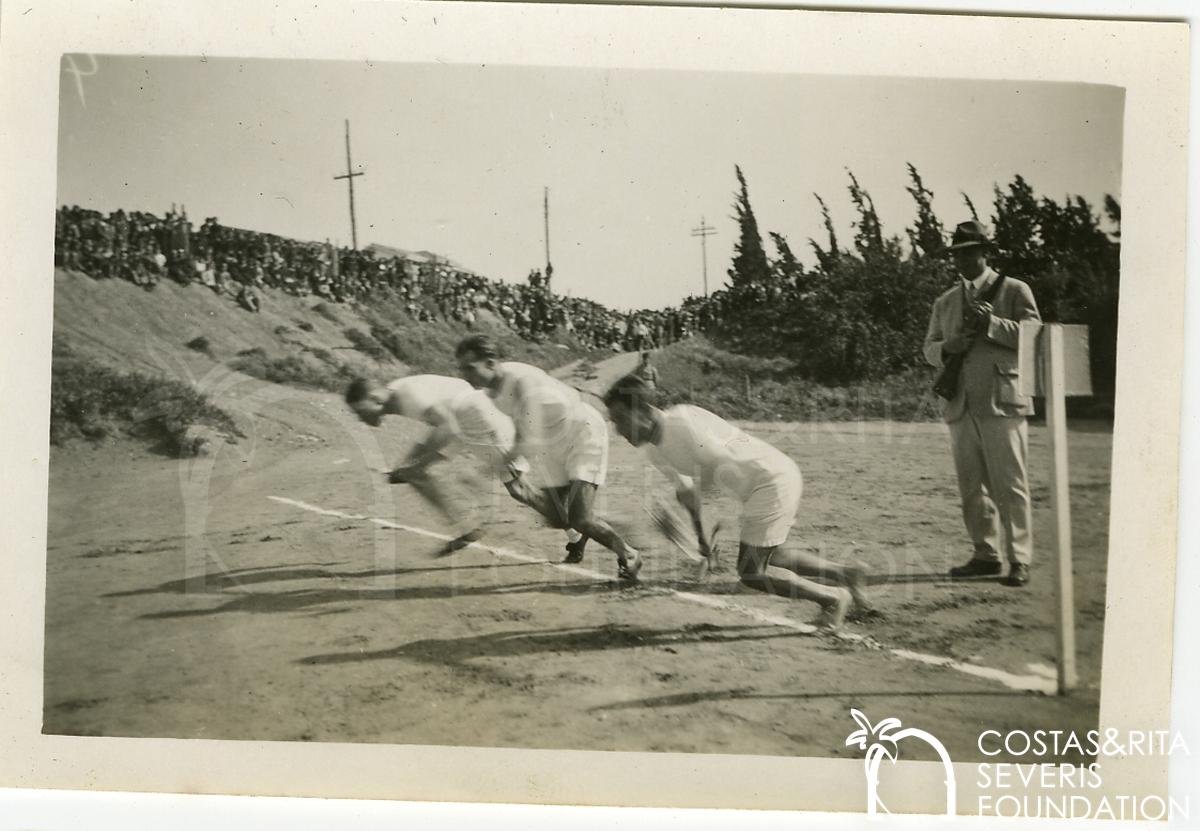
[44, 353, 1111, 763]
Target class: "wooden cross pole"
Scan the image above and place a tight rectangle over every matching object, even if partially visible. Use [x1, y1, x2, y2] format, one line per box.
[691, 217, 717, 297]
[333, 119, 364, 250]
[1019, 321, 1092, 695]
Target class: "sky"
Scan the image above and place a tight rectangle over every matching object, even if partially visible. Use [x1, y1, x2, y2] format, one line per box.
[56, 55, 1124, 310]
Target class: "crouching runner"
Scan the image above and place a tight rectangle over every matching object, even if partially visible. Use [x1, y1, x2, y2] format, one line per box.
[603, 374, 872, 630]
[455, 335, 643, 581]
[345, 373, 584, 554]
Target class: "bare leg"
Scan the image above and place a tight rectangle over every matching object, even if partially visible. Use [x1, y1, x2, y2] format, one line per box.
[765, 546, 871, 611]
[503, 478, 587, 559]
[504, 476, 559, 522]
[575, 517, 629, 559]
[737, 544, 851, 630]
[403, 465, 478, 540]
[559, 481, 640, 579]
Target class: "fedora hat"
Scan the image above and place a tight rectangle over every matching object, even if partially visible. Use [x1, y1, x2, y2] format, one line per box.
[942, 220, 994, 254]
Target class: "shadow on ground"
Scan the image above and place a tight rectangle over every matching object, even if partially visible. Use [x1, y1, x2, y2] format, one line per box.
[299, 622, 803, 668]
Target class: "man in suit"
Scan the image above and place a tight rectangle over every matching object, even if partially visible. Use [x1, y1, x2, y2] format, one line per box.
[923, 221, 1041, 587]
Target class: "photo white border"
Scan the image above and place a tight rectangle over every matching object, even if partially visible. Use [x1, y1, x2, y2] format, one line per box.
[0, 0, 1192, 822]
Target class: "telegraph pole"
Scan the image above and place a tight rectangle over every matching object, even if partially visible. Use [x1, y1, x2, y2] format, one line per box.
[543, 186, 552, 292]
[691, 216, 716, 296]
[333, 119, 364, 250]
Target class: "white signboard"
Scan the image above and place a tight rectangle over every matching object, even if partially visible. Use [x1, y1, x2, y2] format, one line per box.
[1018, 321, 1093, 397]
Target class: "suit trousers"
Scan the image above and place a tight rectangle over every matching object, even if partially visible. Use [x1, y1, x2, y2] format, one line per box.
[948, 412, 1033, 566]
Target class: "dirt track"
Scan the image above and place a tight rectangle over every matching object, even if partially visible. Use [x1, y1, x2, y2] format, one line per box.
[44, 353, 1111, 762]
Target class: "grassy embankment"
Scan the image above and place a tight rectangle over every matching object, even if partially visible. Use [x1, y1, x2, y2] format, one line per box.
[651, 336, 943, 422]
[50, 341, 241, 457]
[233, 291, 606, 390]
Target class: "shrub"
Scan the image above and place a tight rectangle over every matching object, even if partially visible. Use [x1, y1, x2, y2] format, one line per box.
[296, 320, 315, 332]
[344, 327, 389, 362]
[50, 341, 240, 456]
[186, 336, 212, 355]
[307, 347, 337, 365]
[367, 321, 410, 363]
[652, 336, 940, 422]
[312, 302, 340, 324]
[230, 346, 357, 392]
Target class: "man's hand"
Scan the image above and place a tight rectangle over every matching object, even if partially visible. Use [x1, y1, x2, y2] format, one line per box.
[698, 520, 720, 564]
[501, 454, 534, 499]
[676, 485, 720, 578]
[502, 460, 525, 484]
[967, 301, 994, 332]
[504, 473, 539, 508]
[941, 331, 975, 357]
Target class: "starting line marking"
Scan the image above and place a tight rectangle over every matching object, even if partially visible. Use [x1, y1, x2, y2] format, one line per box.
[268, 495, 1058, 695]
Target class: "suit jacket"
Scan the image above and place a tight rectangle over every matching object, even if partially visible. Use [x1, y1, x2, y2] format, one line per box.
[923, 269, 1041, 423]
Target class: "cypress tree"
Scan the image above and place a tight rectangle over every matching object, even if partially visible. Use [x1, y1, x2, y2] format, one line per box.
[727, 165, 772, 289]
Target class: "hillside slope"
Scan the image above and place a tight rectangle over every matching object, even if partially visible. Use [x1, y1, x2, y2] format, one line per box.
[52, 268, 402, 382]
[53, 268, 603, 386]
[50, 268, 617, 455]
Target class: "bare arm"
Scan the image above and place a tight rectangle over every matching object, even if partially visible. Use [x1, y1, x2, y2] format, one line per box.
[663, 471, 718, 560]
[402, 403, 457, 468]
[673, 475, 700, 518]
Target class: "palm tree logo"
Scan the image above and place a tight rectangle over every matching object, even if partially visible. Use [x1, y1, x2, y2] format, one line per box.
[845, 708, 957, 816]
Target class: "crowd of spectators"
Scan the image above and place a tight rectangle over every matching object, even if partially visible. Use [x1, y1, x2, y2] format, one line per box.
[55, 205, 728, 352]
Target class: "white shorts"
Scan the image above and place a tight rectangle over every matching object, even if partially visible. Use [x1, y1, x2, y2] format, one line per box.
[528, 403, 609, 488]
[739, 463, 803, 548]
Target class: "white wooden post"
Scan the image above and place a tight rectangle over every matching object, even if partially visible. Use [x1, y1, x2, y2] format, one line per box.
[1043, 324, 1078, 694]
[1020, 321, 1089, 695]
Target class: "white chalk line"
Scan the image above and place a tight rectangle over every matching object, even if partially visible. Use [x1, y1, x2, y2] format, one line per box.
[267, 495, 1057, 695]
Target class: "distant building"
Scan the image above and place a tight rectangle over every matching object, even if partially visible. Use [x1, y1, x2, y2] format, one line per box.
[366, 242, 467, 271]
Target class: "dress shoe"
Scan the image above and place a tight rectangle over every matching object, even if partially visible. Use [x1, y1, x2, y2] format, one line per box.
[1001, 563, 1030, 587]
[949, 558, 1002, 578]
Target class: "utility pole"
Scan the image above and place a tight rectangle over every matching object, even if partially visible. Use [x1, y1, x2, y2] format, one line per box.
[543, 186, 552, 292]
[333, 119, 364, 250]
[691, 216, 716, 297]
